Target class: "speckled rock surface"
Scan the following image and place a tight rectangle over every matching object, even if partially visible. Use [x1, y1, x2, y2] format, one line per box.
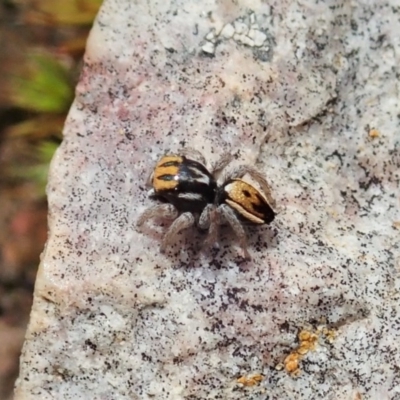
[15, 0, 400, 399]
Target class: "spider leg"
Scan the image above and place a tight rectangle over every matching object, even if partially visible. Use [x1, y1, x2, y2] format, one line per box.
[210, 152, 233, 176]
[223, 165, 276, 209]
[136, 204, 178, 227]
[199, 204, 221, 249]
[145, 171, 154, 188]
[218, 203, 251, 260]
[161, 212, 195, 252]
[198, 204, 214, 230]
[180, 147, 207, 165]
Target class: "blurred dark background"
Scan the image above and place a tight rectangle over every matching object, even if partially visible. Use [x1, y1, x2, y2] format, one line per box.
[0, 1, 101, 398]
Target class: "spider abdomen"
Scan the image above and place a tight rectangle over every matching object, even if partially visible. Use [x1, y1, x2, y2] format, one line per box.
[152, 155, 217, 213]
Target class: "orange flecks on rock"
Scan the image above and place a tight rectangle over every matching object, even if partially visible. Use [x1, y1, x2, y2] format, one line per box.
[393, 221, 400, 230]
[369, 129, 380, 138]
[298, 329, 318, 350]
[322, 327, 338, 343]
[237, 373, 263, 386]
[280, 326, 337, 376]
[283, 353, 300, 375]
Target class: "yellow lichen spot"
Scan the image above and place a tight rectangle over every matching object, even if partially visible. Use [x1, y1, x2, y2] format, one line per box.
[281, 328, 320, 376]
[284, 353, 300, 375]
[297, 344, 309, 355]
[237, 373, 263, 386]
[283, 329, 316, 375]
[369, 129, 380, 138]
[299, 329, 318, 350]
[280, 326, 338, 376]
[322, 327, 338, 343]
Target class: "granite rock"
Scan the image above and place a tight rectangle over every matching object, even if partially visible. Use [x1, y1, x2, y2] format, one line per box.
[15, 0, 400, 399]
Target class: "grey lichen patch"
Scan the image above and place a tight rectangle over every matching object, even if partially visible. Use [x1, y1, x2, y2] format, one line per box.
[201, 12, 273, 58]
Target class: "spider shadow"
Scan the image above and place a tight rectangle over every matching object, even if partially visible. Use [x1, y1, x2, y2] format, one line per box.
[138, 213, 279, 269]
[166, 222, 279, 269]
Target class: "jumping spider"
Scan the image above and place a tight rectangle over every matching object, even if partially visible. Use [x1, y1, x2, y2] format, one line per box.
[136, 148, 276, 259]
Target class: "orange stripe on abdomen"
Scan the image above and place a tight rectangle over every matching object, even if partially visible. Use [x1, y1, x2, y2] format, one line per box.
[153, 155, 182, 191]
